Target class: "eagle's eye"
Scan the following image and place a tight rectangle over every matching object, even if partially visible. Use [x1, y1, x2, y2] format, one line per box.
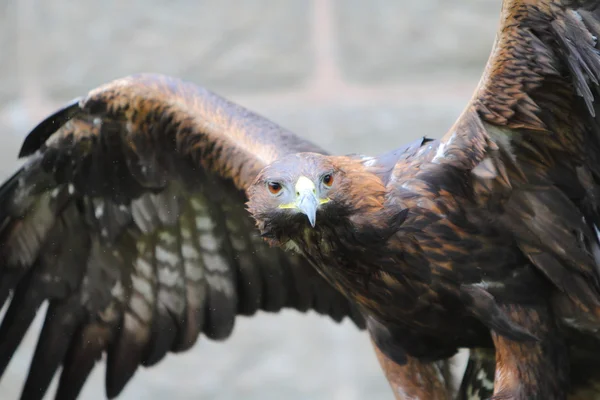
[322, 173, 334, 187]
[267, 181, 283, 195]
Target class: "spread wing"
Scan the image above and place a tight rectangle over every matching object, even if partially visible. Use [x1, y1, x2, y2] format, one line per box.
[0, 74, 365, 400]
[430, 0, 600, 320]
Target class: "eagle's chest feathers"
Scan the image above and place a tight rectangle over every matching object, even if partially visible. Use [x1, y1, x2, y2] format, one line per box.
[288, 225, 391, 309]
[287, 227, 336, 268]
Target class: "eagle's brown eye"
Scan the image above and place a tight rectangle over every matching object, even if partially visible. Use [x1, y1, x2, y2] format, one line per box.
[267, 181, 282, 195]
[322, 174, 334, 187]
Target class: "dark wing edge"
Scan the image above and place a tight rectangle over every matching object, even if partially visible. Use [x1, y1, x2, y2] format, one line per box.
[430, 0, 600, 331]
[0, 73, 365, 400]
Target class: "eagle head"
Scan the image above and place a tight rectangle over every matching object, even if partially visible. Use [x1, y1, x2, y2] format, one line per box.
[246, 152, 352, 245]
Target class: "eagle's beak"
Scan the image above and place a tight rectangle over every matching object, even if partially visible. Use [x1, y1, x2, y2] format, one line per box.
[295, 176, 319, 227]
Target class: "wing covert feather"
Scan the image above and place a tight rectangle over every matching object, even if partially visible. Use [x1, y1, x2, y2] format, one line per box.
[426, 0, 600, 319]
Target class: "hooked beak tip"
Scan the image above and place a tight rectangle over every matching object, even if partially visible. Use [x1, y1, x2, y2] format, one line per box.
[296, 192, 318, 228]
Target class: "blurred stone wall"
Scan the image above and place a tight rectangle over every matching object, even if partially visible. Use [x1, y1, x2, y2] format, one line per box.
[0, 0, 501, 399]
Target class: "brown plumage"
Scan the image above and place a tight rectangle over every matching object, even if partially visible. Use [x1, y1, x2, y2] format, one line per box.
[371, 338, 453, 400]
[0, 74, 459, 400]
[246, 1, 600, 399]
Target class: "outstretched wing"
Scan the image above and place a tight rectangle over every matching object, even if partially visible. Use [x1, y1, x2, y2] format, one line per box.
[0, 74, 365, 400]
[429, 0, 600, 321]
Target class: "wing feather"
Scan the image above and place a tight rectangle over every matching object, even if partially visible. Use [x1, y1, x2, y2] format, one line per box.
[432, 0, 600, 322]
[0, 73, 365, 399]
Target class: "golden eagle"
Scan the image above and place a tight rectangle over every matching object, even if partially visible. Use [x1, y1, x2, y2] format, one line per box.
[4, 0, 600, 399]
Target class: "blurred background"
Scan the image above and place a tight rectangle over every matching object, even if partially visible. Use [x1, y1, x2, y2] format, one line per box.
[0, 0, 500, 399]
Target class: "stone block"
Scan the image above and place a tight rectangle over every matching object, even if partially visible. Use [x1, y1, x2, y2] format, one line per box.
[10, 0, 313, 100]
[335, 0, 500, 84]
